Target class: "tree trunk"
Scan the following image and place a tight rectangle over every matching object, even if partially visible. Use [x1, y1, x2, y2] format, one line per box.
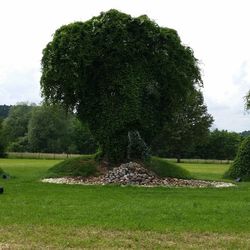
[100, 130, 150, 164]
[177, 155, 181, 163]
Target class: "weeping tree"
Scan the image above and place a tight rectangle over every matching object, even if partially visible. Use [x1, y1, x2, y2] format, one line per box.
[41, 9, 202, 163]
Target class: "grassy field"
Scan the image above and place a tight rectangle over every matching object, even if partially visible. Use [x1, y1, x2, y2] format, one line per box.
[178, 162, 229, 181]
[0, 158, 250, 249]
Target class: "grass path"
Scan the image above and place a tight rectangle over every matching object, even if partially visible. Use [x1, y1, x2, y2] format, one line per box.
[0, 158, 250, 249]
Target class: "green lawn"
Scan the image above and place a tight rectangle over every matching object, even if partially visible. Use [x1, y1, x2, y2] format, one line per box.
[178, 162, 229, 181]
[0, 158, 249, 249]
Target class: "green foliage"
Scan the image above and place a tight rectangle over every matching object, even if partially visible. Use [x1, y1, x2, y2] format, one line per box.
[197, 129, 242, 160]
[152, 90, 213, 161]
[28, 105, 98, 154]
[2, 103, 34, 152]
[47, 155, 98, 177]
[145, 157, 191, 179]
[28, 105, 71, 153]
[8, 136, 29, 152]
[226, 136, 250, 180]
[41, 9, 202, 163]
[68, 118, 97, 154]
[157, 129, 241, 160]
[0, 144, 7, 158]
[1, 102, 97, 154]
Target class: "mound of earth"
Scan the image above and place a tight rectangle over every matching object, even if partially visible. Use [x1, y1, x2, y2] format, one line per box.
[42, 162, 235, 188]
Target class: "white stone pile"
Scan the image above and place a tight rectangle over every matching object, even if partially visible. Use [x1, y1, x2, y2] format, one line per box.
[101, 162, 157, 185]
[42, 161, 235, 188]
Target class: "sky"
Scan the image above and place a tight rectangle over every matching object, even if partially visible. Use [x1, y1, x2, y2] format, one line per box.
[0, 0, 250, 132]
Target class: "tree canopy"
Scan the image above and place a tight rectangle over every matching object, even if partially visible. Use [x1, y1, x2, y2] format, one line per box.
[152, 90, 213, 162]
[41, 9, 202, 163]
[28, 105, 71, 153]
[1, 103, 34, 152]
[0, 103, 97, 154]
[28, 105, 97, 154]
[195, 129, 241, 160]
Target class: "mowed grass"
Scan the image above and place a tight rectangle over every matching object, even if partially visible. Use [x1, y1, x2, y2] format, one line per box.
[178, 162, 230, 181]
[0, 158, 250, 249]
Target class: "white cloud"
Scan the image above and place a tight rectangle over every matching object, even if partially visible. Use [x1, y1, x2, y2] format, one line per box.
[0, 0, 250, 131]
[0, 68, 42, 105]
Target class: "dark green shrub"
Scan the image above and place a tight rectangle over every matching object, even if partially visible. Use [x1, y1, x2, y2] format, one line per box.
[226, 136, 250, 180]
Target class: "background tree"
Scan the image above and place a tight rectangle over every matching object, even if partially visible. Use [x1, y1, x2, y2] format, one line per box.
[28, 105, 72, 153]
[41, 9, 202, 163]
[68, 118, 97, 154]
[195, 129, 241, 160]
[2, 103, 34, 152]
[28, 105, 98, 154]
[152, 90, 213, 162]
[0, 102, 97, 154]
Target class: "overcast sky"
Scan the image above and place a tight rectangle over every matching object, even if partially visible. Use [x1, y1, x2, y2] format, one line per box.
[0, 0, 250, 132]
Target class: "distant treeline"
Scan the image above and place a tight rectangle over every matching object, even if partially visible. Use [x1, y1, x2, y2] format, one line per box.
[153, 129, 245, 161]
[0, 103, 248, 160]
[0, 103, 97, 155]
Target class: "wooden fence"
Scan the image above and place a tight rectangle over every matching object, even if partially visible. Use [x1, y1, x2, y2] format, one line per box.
[165, 158, 233, 164]
[7, 152, 82, 160]
[6, 152, 233, 164]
